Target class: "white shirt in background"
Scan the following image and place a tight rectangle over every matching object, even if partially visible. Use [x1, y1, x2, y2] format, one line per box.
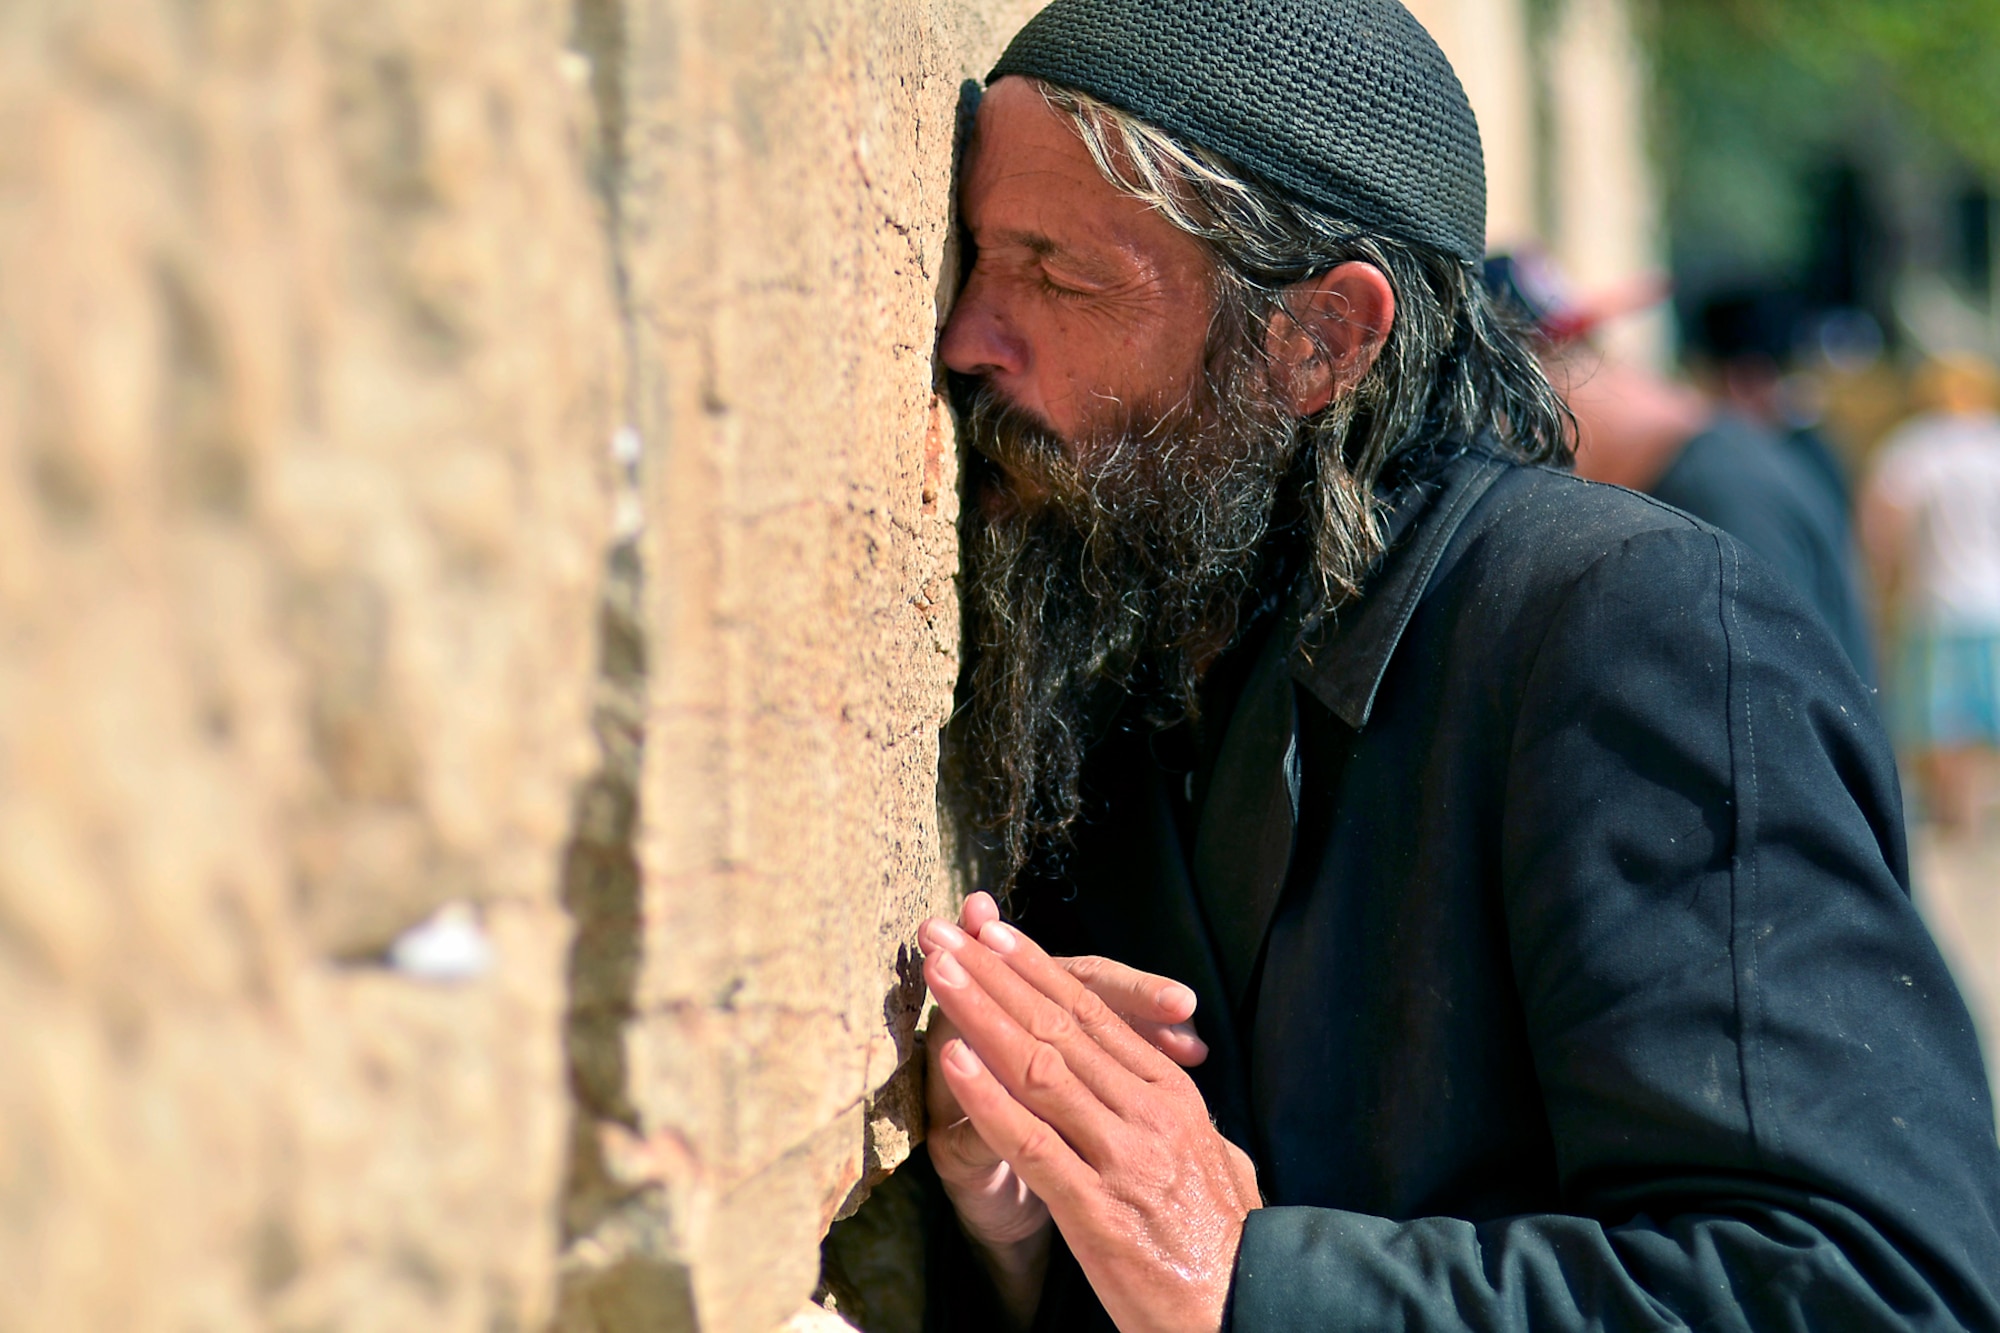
[1872, 410, 2000, 631]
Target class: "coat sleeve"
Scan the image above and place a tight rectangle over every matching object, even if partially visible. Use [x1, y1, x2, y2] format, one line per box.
[1228, 525, 2000, 1332]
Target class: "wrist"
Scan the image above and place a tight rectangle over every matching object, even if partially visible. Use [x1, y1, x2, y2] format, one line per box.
[938, 1159, 1051, 1247]
[936, 1164, 1052, 1330]
[965, 1220, 1052, 1331]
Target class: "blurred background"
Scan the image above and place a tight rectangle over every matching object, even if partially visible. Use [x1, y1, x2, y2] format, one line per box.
[1650, 0, 2000, 1110]
[1417, 0, 2000, 1109]
[1652, 0, 2000, 1116]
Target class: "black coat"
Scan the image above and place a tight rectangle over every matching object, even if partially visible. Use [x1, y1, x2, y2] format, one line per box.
[1650, 413, 1877, 689]
[928, 452, 2000, 1332]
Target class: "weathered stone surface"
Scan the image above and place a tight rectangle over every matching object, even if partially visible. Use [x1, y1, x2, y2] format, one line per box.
[550, 4, 1037, 1331]
[2, 0, 1028, 1321]
[0, 0, 617, 1327]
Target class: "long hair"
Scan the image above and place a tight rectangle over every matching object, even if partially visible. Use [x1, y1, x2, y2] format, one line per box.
[1036, 81, 1575, 628]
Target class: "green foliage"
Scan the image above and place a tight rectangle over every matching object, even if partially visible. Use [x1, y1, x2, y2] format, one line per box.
[1636, 0, 2000, 283]
[1773, 0, 2000, 178]
[1645, 3, 1842, 274]
[1642, 0, 2000, 181]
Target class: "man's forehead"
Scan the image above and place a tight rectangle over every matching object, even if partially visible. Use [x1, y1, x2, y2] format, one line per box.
[962, 80, 1156, 263]
[965, 82, 1103, 197]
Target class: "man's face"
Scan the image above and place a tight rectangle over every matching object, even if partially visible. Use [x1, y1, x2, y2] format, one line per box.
[940, 81, 1306, 880]
[941, 78, 1219, 483]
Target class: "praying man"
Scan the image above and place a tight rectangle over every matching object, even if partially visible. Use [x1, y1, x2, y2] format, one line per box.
[909, 1, 2000, 1330]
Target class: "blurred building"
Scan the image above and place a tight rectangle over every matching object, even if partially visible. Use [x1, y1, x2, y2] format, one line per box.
[1407, 0, 1668, 366]
[1656, 7, 2000, 461]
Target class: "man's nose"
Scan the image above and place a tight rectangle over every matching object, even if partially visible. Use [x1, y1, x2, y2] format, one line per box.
[940, 277, 1028, 381]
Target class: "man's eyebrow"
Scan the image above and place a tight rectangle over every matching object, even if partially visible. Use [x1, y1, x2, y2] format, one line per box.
[987, 228, 1063, 258]
[984, 228, 1122, 280]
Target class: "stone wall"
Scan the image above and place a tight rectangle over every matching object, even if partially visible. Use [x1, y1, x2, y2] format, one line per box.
[0, 0, 1029, 1330]
[0, 0, 616, 1327]
[555, 3, 1036, 1331]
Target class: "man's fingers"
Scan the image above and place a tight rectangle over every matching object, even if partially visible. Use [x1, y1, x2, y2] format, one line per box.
[924, 1011, 968, 1123]
[1020, 939, 1206, 1065]
[1059, 953, 1198, 1027]
[937, 1036, 1099, 1212]
[925, 1011, 1009, 1178]
[932, 1113, 1006, 1176]
[973, 922, 1183, 1084]
[924, 927, 1138, 1153]
[1129, 1018, 1209, 1068]
[959, 891, 1003, 936]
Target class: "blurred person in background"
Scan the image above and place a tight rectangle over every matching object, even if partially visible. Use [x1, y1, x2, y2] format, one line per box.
[1488, 255, 1877, 686]
[1699, 291, 1858, 522]
[1863, 354, 2000, 829]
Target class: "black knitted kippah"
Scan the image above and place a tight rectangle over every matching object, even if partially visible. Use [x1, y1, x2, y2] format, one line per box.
[989, 0, 1487, 265]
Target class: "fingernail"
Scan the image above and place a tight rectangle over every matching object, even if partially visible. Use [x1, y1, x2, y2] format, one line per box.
[945, 1039, 985, 1077]
[1158, 983, 1197, 1014]
[923, 919, 968, 951]
[981, 921, 1019, 953]
[932, 949, 969, 988]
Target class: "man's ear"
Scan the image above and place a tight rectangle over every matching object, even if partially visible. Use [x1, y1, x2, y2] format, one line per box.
[1262, 262, 1396, 417]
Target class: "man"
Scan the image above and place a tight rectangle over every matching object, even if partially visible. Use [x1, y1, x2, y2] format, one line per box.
[1863, 355, 2000, 829]
[1693, 292, 1859, 523]
[905, 1, 2000, 1329]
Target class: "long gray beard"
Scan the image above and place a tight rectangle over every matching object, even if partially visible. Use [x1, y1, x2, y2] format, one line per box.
[948, 360, 1303, 887]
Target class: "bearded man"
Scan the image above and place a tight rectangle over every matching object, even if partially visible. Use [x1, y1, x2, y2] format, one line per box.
[901, 1, 2000, 1330]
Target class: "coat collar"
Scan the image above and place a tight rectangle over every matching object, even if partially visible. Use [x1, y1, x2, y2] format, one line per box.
[1292, 450, 1510, 730]
[1187, 448, 1509, 1014]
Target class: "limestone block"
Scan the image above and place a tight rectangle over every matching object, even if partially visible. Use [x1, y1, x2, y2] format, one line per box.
[0, 0, 617, 1327]
[4, 0, 1070, 1324]
[548, 2, 1038, 1330]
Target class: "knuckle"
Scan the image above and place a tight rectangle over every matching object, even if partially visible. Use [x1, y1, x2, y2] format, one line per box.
[1064, 955, 1107, 985]
[1069, 987, 1118, 1032]
[1024, 1001, 1078, 1046]
[1020, 1040, 1071, 1096]
[948, 1123, 999, 1170]
[1134, 1081, 1196, 1131]
[933, 1122, 973, 1163]
[1013, 1119, 1064, 1168]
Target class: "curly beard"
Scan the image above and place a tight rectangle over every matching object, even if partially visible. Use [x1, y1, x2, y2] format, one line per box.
[946, 347, 1304, 887]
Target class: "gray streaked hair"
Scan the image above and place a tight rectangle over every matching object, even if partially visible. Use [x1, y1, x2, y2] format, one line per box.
[1034, 80, 1574, 621]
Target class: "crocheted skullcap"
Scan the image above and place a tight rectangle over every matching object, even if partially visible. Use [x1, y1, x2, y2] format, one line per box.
[989, 0, 1487, 264]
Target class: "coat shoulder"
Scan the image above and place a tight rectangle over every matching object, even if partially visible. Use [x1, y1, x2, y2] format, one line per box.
[1442, 462, 1717, 600]
[1430, 461, 1866, 707]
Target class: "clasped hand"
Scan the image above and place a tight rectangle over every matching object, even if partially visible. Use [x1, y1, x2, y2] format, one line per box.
[921, 894, 1260, 1333]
